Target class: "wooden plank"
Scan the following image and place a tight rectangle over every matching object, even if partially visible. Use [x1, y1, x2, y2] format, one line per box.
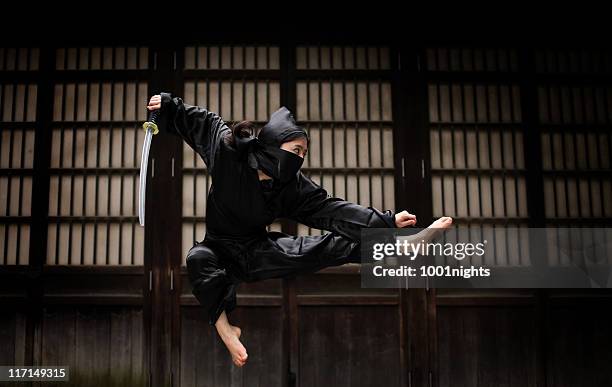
[148, 44, 178, 387]
[299, 305, 401, 387]
[110, 307, 146, 386]
[0, 311, 17, 365]
[436, 297, 536, 306]
[297, 294, 398, 305]
[407, 289, 429, 387]
[546, 303, 612, 386]
[41, 307, 77, 373]
[436, 305, 538, 387]
[38, 306, 147, 385]
[42, 266, 145, 275]
[287, 279, 299, 387]
[43, 294, 143, 305]
[130, 308, 146, 386]
[13, 312, 26, 366]
[74, 307, 111, 385]
[428, 289, 438, 387]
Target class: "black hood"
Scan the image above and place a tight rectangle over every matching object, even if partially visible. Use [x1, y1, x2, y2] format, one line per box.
[234, 106, 309, 184]
[257, 106, 309, 146]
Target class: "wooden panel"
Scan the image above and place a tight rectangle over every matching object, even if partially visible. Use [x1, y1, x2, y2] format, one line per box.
[46, 79, 149, 266]
[426, 48, 519, 72]
[0, 310, 27, 366]
[1, 84, 38, 121]
[297, 46, 390, 70]
[0, 128, 35, 168]
[40, 306, 146, 386]
[436, 305, 538, 387]
[0, 48, 40, 71]
[546, 304, 612, 386]
[538, 84, 612, 222]
[0, 79, 37, 266]
[180, 306, 283, 386]
[296, 76, 396, 237]
[42, 267, 144, 304]
[428, 82, 528, 226]
[297, 80, 393, 121]
[55, 47, 149, 71]
[185, 46, 280, 70]
[184, 80, 280, 121]
[0, 223, 30, 265]
[535, 49, 612, 74]
[298, 305, 401, 387]
[294, 271, 397, 300]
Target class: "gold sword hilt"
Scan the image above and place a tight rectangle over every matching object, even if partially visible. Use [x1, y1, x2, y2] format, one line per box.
[142, 109, 160, 135]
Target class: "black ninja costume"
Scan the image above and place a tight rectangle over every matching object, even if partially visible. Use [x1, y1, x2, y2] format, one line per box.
[158, 93, 397, 326]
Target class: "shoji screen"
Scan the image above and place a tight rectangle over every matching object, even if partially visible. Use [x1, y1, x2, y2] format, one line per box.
[0, 47, 38, 265]
[426, 48, 530, 266]
[536, 49, 612, 265]
[537, 49, 612, 224]
[181, 45, 282, 260]
[296, 46, 395, 236]
[47, 47, 149, 265]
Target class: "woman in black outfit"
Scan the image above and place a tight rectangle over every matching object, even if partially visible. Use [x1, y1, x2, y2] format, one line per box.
[147, 94, 453, 367]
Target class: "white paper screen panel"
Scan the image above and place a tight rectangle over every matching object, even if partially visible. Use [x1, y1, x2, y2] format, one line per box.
[46, 80, 148, 265]
[296, 46, 395, 237]
[185, 46, 279, 70]
[296, 46, 390, 70]
[0, 47, 38, 265]
[426, 46, 530, 266]
[55, 47, 149, 70]
[538, 85, 612, 220]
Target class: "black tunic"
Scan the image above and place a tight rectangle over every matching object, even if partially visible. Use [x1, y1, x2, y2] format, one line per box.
[158, 93, 397, 325]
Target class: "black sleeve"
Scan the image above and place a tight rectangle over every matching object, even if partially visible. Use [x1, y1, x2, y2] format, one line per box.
[158, 92, 230, 171]
[287, 172, 397, 242]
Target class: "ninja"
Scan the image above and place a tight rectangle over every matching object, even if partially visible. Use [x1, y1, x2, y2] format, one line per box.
[146, 94, 453, 367]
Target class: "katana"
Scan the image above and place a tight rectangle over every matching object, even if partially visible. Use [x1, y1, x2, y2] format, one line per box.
[138, 109, 160, 226]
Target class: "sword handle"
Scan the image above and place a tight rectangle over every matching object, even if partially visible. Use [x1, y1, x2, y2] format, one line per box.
[148, 109, 160, 123]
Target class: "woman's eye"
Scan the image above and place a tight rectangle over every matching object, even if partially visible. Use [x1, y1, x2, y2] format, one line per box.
[293, 149, 299, 154]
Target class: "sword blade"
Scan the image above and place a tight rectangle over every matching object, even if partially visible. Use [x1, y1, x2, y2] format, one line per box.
[139, 128, 154, 226]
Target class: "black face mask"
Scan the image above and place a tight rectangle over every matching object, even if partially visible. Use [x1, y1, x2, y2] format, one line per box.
[257, 145, 304, 183]
[235, 107, 309, 184]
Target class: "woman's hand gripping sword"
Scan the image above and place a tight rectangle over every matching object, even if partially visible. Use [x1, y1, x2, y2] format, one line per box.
[138, 110, 160, 226]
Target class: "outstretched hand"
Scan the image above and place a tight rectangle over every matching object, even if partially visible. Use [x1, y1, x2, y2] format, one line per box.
[394, 210, 416, 227]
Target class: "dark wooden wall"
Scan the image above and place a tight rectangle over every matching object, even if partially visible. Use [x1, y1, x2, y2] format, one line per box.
[0, 38, 611, 387]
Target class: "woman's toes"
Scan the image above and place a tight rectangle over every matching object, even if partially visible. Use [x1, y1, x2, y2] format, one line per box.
[239, 349, 248, 361]
[234, 352, 248, 367]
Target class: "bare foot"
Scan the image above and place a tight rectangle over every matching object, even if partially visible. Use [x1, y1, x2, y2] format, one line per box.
[218, 324, 248, 367]
[429, 216, 453, 229]
[420, 216, 453, 241]
[215, 311, 248, 367]
[396, 216, 454, 250]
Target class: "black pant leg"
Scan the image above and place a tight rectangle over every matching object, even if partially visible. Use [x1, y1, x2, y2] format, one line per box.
[248, 232, 363, 282]
[186, 242, 238, 326]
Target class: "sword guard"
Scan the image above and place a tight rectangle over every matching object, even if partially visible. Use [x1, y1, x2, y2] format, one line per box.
[142, 109, 160, 135]
[142, 121, 159, 135]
